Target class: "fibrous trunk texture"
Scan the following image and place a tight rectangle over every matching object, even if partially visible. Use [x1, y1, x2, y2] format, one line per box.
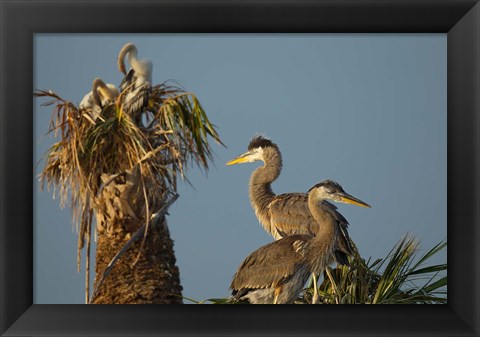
[90, 169, 182, 304]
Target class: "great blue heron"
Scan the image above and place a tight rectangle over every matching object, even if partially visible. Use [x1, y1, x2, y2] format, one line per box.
[79, 78, 119, 121]
[230, 180, 370, 304]
[226, 135, 364, 302]
[117, 42, 152, 124]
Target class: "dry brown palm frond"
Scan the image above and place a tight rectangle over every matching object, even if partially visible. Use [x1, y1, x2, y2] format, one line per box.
[34, 81, 224, 298]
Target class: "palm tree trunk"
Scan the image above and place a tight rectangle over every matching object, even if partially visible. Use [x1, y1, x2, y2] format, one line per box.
[90, 170, 183, 304]
[91, 217, 182, 304]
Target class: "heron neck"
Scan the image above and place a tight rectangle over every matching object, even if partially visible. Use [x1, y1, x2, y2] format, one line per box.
[96, 83, 111, 100]
[128, 52, 152, 84]
[92, 89, 101, 107]
[248, 170, 275, 211]
[249, 149, 282, 188]
[126, 49, 138, 66]
[248, 152, 282, 233]
[308, 196, 336, 237]
[306, 196, 337, 274]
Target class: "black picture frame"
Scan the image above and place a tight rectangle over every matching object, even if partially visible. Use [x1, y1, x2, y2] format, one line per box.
[1, 0, 479, 336]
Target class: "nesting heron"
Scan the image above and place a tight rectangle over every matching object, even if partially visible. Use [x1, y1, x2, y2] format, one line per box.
[117, 42, 152, 124]
[79, 78, 119, 121]
[230, 180, 370, 304]
[226, 135, 363, 302]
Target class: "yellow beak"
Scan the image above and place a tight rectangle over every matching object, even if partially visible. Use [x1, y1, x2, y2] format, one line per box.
[338, 193, 371, 208]
[226, 151, 252, 166]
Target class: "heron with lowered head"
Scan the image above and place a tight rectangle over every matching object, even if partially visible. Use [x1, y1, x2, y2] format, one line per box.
[226, 135, 368, 302]
[117, 42, 153, 125]
[230, 180, 370, 304]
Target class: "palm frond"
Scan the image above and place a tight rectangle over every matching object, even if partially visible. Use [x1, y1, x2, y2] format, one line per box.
[306, 236, 447, 305]
[196, 237, 446, 305]
[34, 80, 224, 288]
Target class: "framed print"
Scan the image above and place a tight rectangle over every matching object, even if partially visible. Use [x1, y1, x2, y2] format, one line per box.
[1, 0, 479, 336]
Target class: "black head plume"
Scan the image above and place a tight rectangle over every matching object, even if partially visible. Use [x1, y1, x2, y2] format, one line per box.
[308, 180, 344, 193]
[248, 135, 275, 150]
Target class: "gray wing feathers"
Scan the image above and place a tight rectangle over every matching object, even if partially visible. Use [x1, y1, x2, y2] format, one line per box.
[268, 193, 353, 265]
[268, 193, 319, 237]
[320, 201, 353, 264]
[120, 69, 135, 92]
[230, 236, 309, 291]
[122, 84, 151, 124]
[119, 68, 151, 124]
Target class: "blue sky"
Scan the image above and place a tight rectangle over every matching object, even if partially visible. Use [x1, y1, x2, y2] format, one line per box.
[34, 34, 446, 303]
